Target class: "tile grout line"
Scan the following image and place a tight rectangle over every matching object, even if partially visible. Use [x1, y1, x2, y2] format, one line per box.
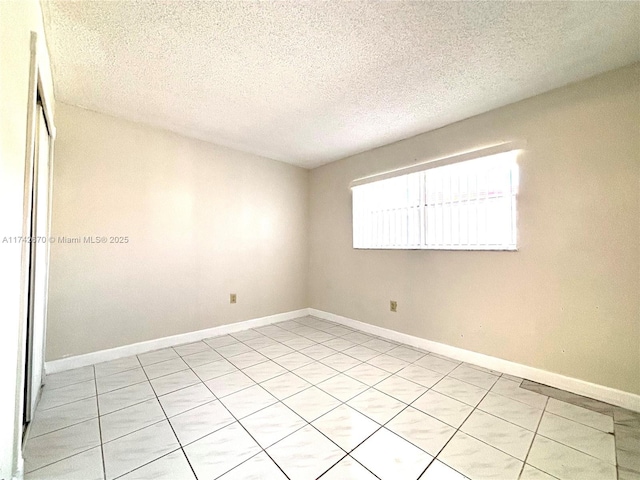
[229, 320, 543, 477]
[217, 324, 444, 477]
[94, 365, 107, 480]
[195, 363, 294, 480]
[26, 318, 506, 478]
[183, 320, 528, 478]
[424, 374, 494, 480]
[211, 326, 393, 478]
[516, 396, 555, 480]
[36, 316, 625, 480]
[136, 351, 202, 480]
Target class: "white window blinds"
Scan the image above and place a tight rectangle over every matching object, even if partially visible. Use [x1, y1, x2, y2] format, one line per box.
[352, 150, 519, 250]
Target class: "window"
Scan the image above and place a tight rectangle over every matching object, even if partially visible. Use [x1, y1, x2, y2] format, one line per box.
[352, 149, 520, 250]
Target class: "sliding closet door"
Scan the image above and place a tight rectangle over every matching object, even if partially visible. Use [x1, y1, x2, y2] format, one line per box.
[24, 104, 51, 422]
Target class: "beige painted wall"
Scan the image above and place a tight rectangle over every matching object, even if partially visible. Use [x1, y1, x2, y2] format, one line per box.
[47, 103, 309, 360]
[309, 64, 640, 395]
[0, 0, 56, 477]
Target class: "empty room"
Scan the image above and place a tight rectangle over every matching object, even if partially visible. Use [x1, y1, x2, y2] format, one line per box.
[1, 1, 639, 479]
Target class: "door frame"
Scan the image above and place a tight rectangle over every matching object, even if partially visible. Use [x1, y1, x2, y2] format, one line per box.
[18, 31, 56, 442]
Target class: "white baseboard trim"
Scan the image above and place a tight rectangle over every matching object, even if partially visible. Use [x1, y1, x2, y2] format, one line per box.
[45, 309, 310, 375]
[309, 308, 640, 412]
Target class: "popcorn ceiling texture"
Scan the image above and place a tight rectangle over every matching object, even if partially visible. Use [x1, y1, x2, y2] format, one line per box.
[41, 1, 640, 168]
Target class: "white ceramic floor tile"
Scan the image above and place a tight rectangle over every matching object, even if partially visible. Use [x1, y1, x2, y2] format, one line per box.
[546, 398, 614, 433]
[449, 364, 499, 390]
[266, 331, 301, 342]
[537, 412, 616, 464]
[386, 406, 456, 456]
[220, 384, 277, 419]
[158, 383, 215, 417]
[317, 374, 368, 402]
[173, 341, 211, 357]
[97, 368, 148, 395]
[267, 424, 345, 480]
[257, 343, 296, 359]
[39, 380, 96, 411]
[414, 355, 459, 375]
[320, 456, 377, 480]
[308, 332, 336, 343]
[419, 460, 467, 480]
[464, 363, 502, 376]
[261, 372, 311, 400]
[412, 390, 473, 428]
[24, 419, 101, 473]
[325, 326, 353, 337]
[98, 381, 155, 415]
[242, 360, 288, 383]
[30, 397, 98, 438]
[396, 364, 444, 388]
[313, 404, 379, 451]
[293, 361, 340, 384]
[215, 342, 253, 358]
[181, 349, 222, 368]
[518, 464, 558, 480]
[432, 376, 487, 407]
[283, 336, 316, 350]
[386, 346, 426, 362]
[273, 320, 302, 331]
[360, 338, 397, 353]
[100, 397, 166, 442]
[149, 369, 200, 396]
[438, 431, 522, 480]
[119, 450, 195, 480]
[45, 366, 95, 391]
[352, 428, 433, 480]
[527, 435, 617, 480]
[255, 325, 287, 336]
[342, 332, 375, 344]
[137, 349, 179, 367]
[347, 388, 405, 424]
[184, 422, 260, 480]
[366, 354, 409, 373]
[273, 351, 315, 370]
[490, 378, 548, 409]
[477, 392, 543, 431]
[244, 335, 278, 349]
[375, 375, 427, 404]
[169, 400, 235, 445]
[191, 359, 237, 382]
[142, 358, 188, 380]
[344, 363, 391, 386]
[232, 329, 264, 341]
[227, 350, 269, 369]
[283, 386, 341, 422]
[343, 345, 380, 362]
[25, 446, 103, 480]
[95, 356, 141, 377]
[240, 402, 307, 448]
[460, 409, 534, 460]
[26, 318, 632, 480]
[321, 353, 362, 372]
[299, 344, 336, 360]
[203, 335, 237, 349]
[218, 452, 287, 480]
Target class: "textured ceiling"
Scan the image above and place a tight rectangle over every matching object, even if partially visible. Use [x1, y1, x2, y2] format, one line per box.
[41, 1, 640, 168]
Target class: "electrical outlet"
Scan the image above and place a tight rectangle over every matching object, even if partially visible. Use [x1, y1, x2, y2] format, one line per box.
[390, 300, 397, 312]
[230, 293, 237, 304]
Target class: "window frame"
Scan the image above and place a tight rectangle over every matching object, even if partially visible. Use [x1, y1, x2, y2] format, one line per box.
[351, 143, 523, 252]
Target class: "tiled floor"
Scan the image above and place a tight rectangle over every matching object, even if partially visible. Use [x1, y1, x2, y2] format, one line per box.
[24, 316, 639, 480]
